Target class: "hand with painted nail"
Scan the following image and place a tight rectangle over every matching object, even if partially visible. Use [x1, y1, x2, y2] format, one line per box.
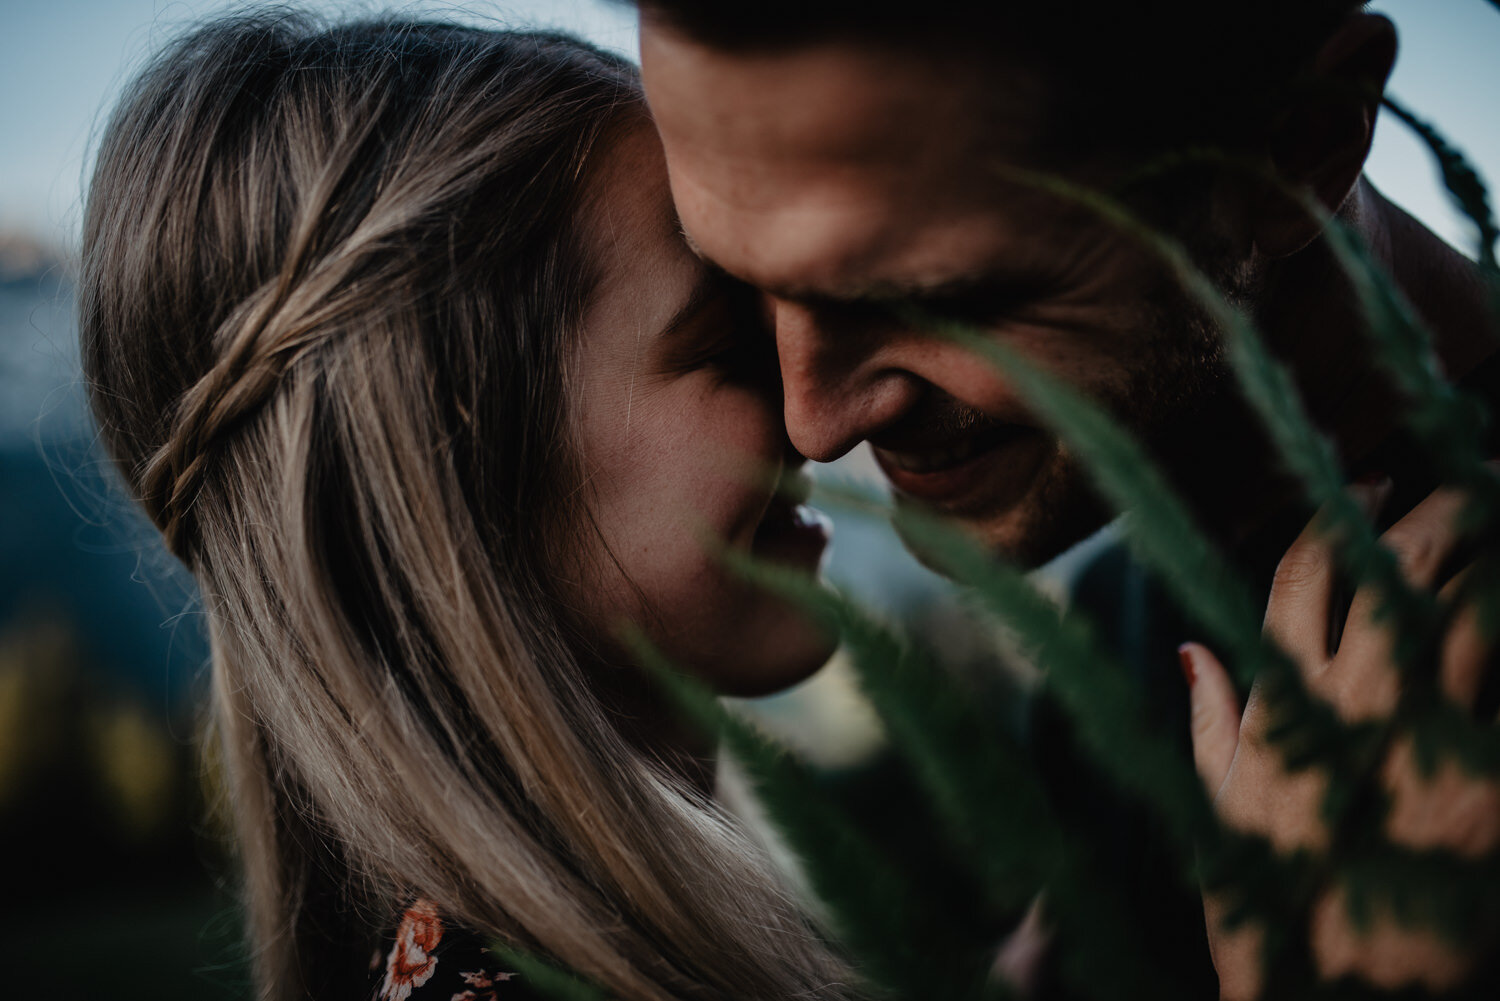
[1181, 483, 1500, 999]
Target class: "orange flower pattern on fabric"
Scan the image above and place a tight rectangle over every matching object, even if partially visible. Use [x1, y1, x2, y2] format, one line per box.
[370, 900, 525, 1001]
[377, 899, 445, 1001]
[452, 967, 517, 1001]
[450, 972, 516, 1001]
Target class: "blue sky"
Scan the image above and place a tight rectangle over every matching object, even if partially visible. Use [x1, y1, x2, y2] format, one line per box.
[0, 0, 637, 245]
[1, 0, 1496, 258]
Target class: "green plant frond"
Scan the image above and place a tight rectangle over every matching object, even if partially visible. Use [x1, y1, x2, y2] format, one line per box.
[1012, 162, 1453, 659]
[972, 159, 1500, 769]
[1221, 310, 1448, 673]
[904, 159, 1500, 989]
[1142, 145, 1500, 726]
[1403, 693, 1500, 777]
[1382, 95, 1500, 275]
[1334, 843, 1500, 949]
[718, 540, 1206, 1000]
[719, 547, 1062, 905]
[893, 173, 1264, 673]
[1128, 143, 1497, 522]
[888, 504, 1211, 841]
[877, 492, 1368, 986]
[1318, 214, 1496, 491]
[1192, 830, 1334, 999]
[809, 422, 1374, 920]
[1308, 215, 1500, 701]
[622, 625, 988, 999]
[801, 488, 1344, 994]
[1147, 144, 1498, 535]
[904, 314, 1370, 778]
[917, 317, 1257, 667]
[1374, 846, 1500, 945]
[801, 482, 1211, 840]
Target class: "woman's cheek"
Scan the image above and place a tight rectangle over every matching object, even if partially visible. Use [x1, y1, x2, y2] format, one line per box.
[663, 386, 784, 529]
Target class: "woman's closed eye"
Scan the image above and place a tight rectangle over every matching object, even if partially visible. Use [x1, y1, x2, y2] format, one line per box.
[661, 277, 778, 385]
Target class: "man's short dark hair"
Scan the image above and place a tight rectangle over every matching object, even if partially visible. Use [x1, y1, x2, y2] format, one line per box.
[635, 1, 1371, 155]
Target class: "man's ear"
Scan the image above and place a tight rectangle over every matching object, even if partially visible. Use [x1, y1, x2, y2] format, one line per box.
[1253, 12, 1398, 258]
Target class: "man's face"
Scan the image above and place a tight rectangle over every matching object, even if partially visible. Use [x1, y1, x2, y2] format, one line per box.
[640, 23, 1229, 566]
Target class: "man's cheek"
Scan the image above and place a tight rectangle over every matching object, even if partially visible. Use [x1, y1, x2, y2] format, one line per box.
[948, 327, 1150, 417]
[914, 345, 1026, 416]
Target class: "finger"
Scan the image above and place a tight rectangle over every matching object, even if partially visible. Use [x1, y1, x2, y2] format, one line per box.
[1363, 485, 1469, 593]
[1437, 564, 1489, 709]
[1204, 894, 1264, 1001]
[1265, 512, 1339, 671]
[990, 895, 1050, 996]
[1336, 488, 1471, 717]
[1181, 642, 1241, 797]
[1328, 479, 1397, 656]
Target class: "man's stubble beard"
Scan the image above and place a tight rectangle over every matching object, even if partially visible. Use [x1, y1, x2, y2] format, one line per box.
[951, 262, 1241, 570]
[887, 193, 1256, 572]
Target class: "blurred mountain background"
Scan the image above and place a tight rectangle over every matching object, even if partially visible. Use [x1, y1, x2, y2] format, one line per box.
[0, 233, 243, 997]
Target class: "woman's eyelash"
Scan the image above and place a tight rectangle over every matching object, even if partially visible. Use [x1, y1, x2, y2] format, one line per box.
[681, 290, 775, 377]
[699, 331, 772, 375]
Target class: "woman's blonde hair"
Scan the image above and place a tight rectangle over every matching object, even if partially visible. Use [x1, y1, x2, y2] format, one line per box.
[79, 12, 852, 1001]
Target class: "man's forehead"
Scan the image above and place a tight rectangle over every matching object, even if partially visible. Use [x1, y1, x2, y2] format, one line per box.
[640, 22, 1047, 185]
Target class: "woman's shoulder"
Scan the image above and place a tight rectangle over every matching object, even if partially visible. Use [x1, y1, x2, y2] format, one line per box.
[370, 899, 534, 1001]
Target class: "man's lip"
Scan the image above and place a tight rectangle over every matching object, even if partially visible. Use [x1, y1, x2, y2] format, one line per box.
[872, 425, 1046, 505]
[872, 424, 1020, 473]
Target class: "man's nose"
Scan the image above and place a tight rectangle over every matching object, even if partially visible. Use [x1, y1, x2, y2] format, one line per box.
[773, 299, 920, 463]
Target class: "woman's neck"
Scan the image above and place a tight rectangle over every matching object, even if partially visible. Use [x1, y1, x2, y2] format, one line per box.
[588, 656, 720, 795]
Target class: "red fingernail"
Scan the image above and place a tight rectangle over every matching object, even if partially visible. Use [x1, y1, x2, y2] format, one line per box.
[1352, 469, 1387, 486]
[1178, 645, 1197, 686]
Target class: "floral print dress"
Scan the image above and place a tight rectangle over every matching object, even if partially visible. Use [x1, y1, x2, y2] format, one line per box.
[371, 899, 533, 1001]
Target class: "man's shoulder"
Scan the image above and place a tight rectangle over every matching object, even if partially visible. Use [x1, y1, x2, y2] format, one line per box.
[1461, 346, 1500, 437]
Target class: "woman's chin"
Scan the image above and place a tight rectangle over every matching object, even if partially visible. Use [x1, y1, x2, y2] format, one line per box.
[705, 615, 839, 699]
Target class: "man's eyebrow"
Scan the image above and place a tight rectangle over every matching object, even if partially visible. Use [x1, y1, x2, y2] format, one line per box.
[757, 271, 1014, 310]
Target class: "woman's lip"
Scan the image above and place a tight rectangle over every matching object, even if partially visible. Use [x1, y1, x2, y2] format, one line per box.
[872, 426, 1047, 506]
[751, 497, 832, 569]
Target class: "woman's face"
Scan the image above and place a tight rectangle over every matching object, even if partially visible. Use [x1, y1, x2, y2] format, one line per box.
[569, 121, 835, 697]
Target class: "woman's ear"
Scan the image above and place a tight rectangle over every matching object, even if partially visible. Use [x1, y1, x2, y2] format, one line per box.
[1253, 12, 1398, 258]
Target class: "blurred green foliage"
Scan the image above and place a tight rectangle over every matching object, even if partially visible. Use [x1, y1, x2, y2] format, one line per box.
[0, 610, 246, 1000]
